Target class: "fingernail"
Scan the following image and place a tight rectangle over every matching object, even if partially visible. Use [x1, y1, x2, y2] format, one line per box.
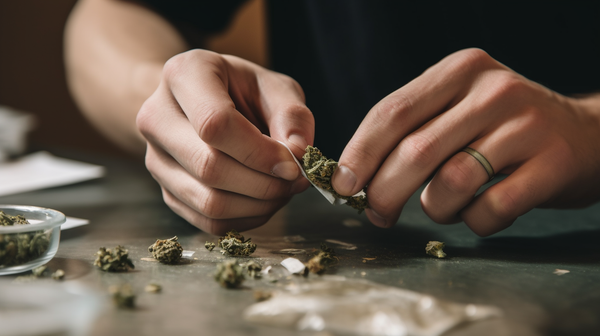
[365, 209, 387, 228]
[332, 165, 357, 196]
[288, 134, 307, 151]
[272, 161, 299, 181]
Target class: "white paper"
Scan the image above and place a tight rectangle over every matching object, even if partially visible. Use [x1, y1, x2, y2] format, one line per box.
[281, 257, 306, 274]
[61, 216, 90, 230]
[0, 152, 105, 197]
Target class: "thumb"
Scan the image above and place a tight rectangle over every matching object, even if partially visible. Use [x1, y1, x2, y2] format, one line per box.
[258, 72, 315, 159]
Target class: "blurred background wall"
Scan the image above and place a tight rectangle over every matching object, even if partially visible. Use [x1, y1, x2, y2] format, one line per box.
[0, 0, 266, 159]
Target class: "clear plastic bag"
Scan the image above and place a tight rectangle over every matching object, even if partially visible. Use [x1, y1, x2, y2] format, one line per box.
[244, 277, 501, 336]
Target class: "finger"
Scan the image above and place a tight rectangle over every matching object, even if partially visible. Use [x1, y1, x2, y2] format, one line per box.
[460, 155, 563, 237]
[163, 51, 300, 180]
[255, 71, 315, 158]
[162, 188, 272, 235]
[333, 49, 496, 196]
[145, 143, 290, 219]
[420, 103, 553, 224]
[146, 138, 303, 200]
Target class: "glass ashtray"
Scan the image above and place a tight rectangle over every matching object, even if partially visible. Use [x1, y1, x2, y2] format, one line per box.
[0, 205, 66, 275]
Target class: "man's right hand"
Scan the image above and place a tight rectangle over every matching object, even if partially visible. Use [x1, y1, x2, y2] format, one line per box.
[136, 50, 314, 234]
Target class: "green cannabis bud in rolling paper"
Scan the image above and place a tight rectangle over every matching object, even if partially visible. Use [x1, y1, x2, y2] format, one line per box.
[109, 284, 136, 309]
[425, 241, 447, 258]
[0, 211, 50, 268]
[306, 243, 338, 274]
[148, 236, 183, 264]
[217, 230, 257, 257]
[94, 246, 135, 272]
[302, 146, 369, 213]
[214, 260, 244, 288]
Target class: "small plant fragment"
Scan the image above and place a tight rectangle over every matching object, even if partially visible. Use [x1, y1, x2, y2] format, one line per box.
[215, 230, 257, 257]
[302, 146, 368, 213]
[205, 241, 216, 251]
[253, 289, 272, 302]
[306, 243, 338, 274]
[553, 269, 570, 276]
[245, 261, 263, 279]
[214, 260, 244, 288]
[145, 282, 162, 293]
[148, 236, 183, 264]
[425, 241, 446, 258]
[94, 246, 135, 272]
[109, 284, 135, 309]
[0, 212, 50, 268]
[51, 269, 65, 280]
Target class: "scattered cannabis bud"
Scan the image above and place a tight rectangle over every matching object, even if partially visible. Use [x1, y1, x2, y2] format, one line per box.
[148, 236, 183, 264]
[216, 230, 257, 257]
[109, 284, 136, 309]
[302, 146, 369, 213]
[253, 289, 272, 302]
[0, 212, 50, 268]
[94, 246, 135, 272]
[51, 269, 65, 280]
[145, 282, 162, 293]
[214, 260, 244, 288]
[205, 241, 216, 251]
[425, 241, 446, 258]
[0, 211, 29, 226]
[31, 265, 48, 277]
[306, 243, 338, 274]
[246, 261, 263, 279]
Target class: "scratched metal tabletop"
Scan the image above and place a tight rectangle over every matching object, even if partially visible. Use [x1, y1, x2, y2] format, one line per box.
[1, 151, 598, 336]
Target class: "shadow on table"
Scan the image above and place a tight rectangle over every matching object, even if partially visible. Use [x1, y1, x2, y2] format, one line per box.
[464, 228, 600, 265]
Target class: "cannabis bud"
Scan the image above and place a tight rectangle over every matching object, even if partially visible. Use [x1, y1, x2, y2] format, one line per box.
[148, 236, 183, 264]
[302, 146, 369, 213]
[145, 282, 162, 293]
[216, 230, 256, 257]
[94, 246, 135, 272]
[0, 211, 50, 268]
[425, 241, 447, 258]
[245, 261, 263, 279]
[0, 210, 29, 226]
[306, 243, 338, 274]
[109, 284, 136, 309]
[214, 260, 244, 288]
[205, 241, 216, 251]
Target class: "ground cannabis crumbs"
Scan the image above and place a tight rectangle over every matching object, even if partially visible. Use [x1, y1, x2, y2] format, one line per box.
[94, 246, 135, 272]
[13, 265, 65, 283]
[206, 229, 256, 257]
[148, 236, 183, 264]
[214, 260, 244, 288]
[0, 211, 50, 268]
[306, 243, 338, 274]
[425, 241, 446, 258]
[109, 284, 135, 309]
[302, 145, 369, 213]
[145, 282, 162, 293]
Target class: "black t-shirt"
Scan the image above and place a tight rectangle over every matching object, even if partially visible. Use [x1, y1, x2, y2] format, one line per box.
[138, 0, 600, 156]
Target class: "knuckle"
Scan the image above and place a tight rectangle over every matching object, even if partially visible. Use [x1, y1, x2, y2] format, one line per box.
[371, 92, 413, 126]
[258, 179, 286, 200]
[487, 188, 519, 222]
[366, 188, 396, 217]
[437, 157, 479, 194]
[136, 97, 159, 138]
[192, 149, 223, 185]
[399, 133, 440, 169]
[197, 189, 227, 219]
[197, 106, 231, 145]
[486, 72, 527, 103]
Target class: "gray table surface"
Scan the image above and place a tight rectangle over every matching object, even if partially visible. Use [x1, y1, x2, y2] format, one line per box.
[1, 151, 599, 336]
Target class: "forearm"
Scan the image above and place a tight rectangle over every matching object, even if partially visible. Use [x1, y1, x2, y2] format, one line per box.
[64, 0, 188, 154]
